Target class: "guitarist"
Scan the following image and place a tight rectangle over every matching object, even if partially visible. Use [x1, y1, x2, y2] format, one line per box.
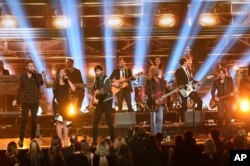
[110, 57, 135, 112]
[145, 66, 168, 134]
[211, 68, 234, 129]
[175, 57, 202, 123]
[92, 65, 114, 145]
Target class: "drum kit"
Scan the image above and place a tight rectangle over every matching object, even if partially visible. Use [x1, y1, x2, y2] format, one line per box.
[133, 75, 182, 112]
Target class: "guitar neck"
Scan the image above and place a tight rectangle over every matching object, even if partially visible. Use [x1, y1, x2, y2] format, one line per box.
[161, 88, 179, 99]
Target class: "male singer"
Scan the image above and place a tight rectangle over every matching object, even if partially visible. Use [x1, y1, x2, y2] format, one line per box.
[13, 60, 43, 147]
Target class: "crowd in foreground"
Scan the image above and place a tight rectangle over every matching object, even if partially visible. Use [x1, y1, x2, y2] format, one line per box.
[2, 126, 248, 166]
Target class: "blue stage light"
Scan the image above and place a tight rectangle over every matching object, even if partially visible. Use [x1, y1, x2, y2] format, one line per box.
[164, 0, 203, 81]
[195, 4, 250, 81]
[7, 0, 53, 100]
[134, 2, 156, 71]
[103, 0, 115, 76]
[58, 0, 88, 109]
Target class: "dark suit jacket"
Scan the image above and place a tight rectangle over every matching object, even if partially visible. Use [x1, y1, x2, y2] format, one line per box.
[109, 68, 134, 91]
[65, 68, 83, 84]
[175, 67, 190, 86]
[211, 77, 234, 98]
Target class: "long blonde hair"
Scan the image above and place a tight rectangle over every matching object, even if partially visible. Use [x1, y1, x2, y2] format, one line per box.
[203, 139, 217, 155]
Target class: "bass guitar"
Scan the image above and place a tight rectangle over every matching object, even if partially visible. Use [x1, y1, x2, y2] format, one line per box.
[179, 80, 200, 97]
[111, 71, 143, 94]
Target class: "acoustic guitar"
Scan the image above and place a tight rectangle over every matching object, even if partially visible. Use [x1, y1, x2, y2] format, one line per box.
[111, 71, 143, 94]
[89, 88, 107, 110]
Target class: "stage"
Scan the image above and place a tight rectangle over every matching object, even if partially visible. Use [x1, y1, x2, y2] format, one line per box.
[0, 110, 249, 150]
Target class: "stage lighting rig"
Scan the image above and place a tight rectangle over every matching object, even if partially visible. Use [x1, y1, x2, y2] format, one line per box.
[157, 14, 176, 27]
[199, 13, 218, 26]
[0, 15, 18, 28]
[105, 15, 123, 28]
[52, 15, 70, 29]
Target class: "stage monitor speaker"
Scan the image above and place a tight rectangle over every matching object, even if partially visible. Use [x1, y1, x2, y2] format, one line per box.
[114, 112, 136, 127]
[184, 110, 205, 126]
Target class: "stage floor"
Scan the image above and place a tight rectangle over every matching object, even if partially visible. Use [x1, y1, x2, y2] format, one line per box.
[1, 133, 250, 151]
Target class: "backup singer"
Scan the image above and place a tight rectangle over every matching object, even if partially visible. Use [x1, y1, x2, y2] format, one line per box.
[12, 60, 43, 147]
[175, 57, 202, 122]
[152, 56, 164, 78]
[145, 66, 168, 134]
[65, 58, 84, 110]
[211, 68, 234, 129]
[42, 69, 75, 144]
[92, 65, 114, 144]
[110, 57, 135, 112]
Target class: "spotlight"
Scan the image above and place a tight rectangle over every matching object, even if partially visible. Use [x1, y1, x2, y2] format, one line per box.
[52, 16, 70, 29]
[199, 13, 218, 26]
[1, 15, 18, 28]
[157, 14, 176, 27]
[88, 67, 95, 77]
[68, 104, 76, 116]
[106, 15, 123, 28]
[239, 99, 250, 113]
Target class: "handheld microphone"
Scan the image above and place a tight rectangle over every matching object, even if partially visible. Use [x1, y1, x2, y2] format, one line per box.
[63, 75, 69, 83]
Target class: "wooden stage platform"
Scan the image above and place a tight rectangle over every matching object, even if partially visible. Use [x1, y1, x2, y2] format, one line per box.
[0, 110, 249, 151]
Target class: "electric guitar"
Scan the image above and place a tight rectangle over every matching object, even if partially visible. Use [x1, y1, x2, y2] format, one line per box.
[111, 71, 144, 94]
[209, 92, 237, 109]
[179, 80, 201, 97]
[147, 85, 184, 112]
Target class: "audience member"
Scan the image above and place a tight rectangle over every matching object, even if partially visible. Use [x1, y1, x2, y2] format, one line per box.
[141, 135, 163, 166]
[67, 141, 88, 166]
[93, 137, 110, 166]
[48, 136, 66, 166]
[6, 141, 19, 166]
[63, 133, 78, 163]
[80, 139, 92, 166]
[200, 139, 220, 166]
[222, 140, 234, 166]
[116, 144, 132, 166]
[25, 139, 45, 166]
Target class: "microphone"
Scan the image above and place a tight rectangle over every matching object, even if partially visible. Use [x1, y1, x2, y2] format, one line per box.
[63, 75, 69, 83]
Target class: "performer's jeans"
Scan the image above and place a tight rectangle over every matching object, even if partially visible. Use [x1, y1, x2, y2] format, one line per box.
[150, 106, 163, 135]
[116, 88, 133, 111]
[180, 91, 203, 122]
[93, 100, 115, 143]
[20, 102, 39, 141]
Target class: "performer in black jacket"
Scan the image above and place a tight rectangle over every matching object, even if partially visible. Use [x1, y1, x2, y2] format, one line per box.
[13, 60, 43, 147]
[92, 65, 114, 144]
[211, 68, 234, 128]
[110, 57, 135, 112]
[65, 58, 84, 110]
[175, 57, 202, 122]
